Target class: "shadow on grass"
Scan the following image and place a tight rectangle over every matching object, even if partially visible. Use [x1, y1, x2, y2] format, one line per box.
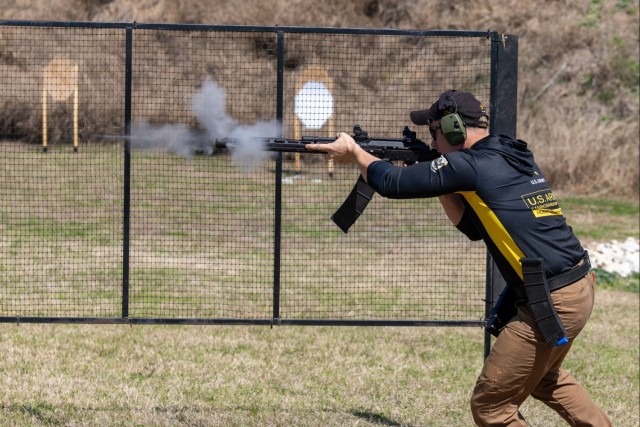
[351, 409, 421, 427]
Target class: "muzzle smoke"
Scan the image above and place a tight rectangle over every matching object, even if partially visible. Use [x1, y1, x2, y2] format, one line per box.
[131, 80, 279, 171]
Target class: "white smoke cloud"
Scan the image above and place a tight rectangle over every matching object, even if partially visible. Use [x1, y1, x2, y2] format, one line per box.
[131, 121, 212, 157]
[190, 80, 237, 139]
[228, 119, 280, 172]
[131, 79, 279, 171]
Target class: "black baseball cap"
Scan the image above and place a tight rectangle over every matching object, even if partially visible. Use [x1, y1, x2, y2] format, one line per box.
[410, 89, 489, 127]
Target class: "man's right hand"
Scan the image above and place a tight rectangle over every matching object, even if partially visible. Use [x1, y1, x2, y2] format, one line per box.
[305, 132, 385, 182]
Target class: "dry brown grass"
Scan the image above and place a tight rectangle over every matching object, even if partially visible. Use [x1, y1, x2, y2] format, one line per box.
[1, 0, 638, 199]
[0, 286, 637, 426]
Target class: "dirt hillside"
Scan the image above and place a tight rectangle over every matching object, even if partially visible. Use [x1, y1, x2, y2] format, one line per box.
[1, 0, 638, 197]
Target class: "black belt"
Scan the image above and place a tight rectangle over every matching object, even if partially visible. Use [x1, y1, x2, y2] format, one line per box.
[548, 256, 591, 292]
[514, 256, 591, 299]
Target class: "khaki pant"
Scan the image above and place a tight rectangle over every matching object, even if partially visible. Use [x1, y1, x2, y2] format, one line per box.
[471, 273, 611, 426]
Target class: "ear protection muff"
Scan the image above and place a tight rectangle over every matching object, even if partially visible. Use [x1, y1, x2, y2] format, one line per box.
[439, 95, 466, 145]
[440, 112, 466, 145]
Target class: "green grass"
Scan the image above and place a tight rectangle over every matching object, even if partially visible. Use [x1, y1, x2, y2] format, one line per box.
[562, 196, 639, 216]
[0, 144, 638, 425]
[560, 195, 639, 242]
[0, 145, 486, 321]
[0, 282, 637, 426]
[593, 269, 639, 293]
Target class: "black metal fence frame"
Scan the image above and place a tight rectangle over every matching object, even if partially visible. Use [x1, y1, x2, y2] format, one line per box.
[0, 21, 517, 351]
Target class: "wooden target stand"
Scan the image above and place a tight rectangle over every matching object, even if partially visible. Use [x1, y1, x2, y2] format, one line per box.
[42, 57, 79, 153]
[293, 65, 335, 177]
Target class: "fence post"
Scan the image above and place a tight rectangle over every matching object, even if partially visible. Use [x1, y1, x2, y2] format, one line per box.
[485, 32, 519, 358]
[122, 25, 133, 320]
[272, 29, 285, 323]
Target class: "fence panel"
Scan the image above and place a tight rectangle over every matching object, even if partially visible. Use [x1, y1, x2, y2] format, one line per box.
[0, 24, 125, 319]
[0, 22, 513, 325]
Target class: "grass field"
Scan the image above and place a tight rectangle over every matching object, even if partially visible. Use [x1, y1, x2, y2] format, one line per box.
[1, 143, 638, 426]
[0, 282, 638, 426]
[1, 4, 638, 425]
[0, 143, 487, 322]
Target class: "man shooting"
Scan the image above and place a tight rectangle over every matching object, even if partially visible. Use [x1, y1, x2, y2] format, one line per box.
[306, 89, 611, 426]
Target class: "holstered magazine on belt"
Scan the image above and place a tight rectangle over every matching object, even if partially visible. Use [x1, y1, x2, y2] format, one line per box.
[520, 257, 569, 347]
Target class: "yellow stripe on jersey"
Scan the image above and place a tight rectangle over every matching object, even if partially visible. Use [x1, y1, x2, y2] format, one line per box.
[458, 191, 525, 280]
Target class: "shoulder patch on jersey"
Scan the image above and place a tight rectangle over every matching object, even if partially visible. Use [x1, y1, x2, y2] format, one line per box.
[430, 156, 449, 172]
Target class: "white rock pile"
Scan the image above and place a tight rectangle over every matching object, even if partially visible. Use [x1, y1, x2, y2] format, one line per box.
[585, 237, 640, 277]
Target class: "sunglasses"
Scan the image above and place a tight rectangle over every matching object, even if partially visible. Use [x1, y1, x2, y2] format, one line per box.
[429, 124, 441, 140]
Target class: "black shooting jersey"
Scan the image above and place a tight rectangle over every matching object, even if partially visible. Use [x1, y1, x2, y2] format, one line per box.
[366, 134, 586, 286]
